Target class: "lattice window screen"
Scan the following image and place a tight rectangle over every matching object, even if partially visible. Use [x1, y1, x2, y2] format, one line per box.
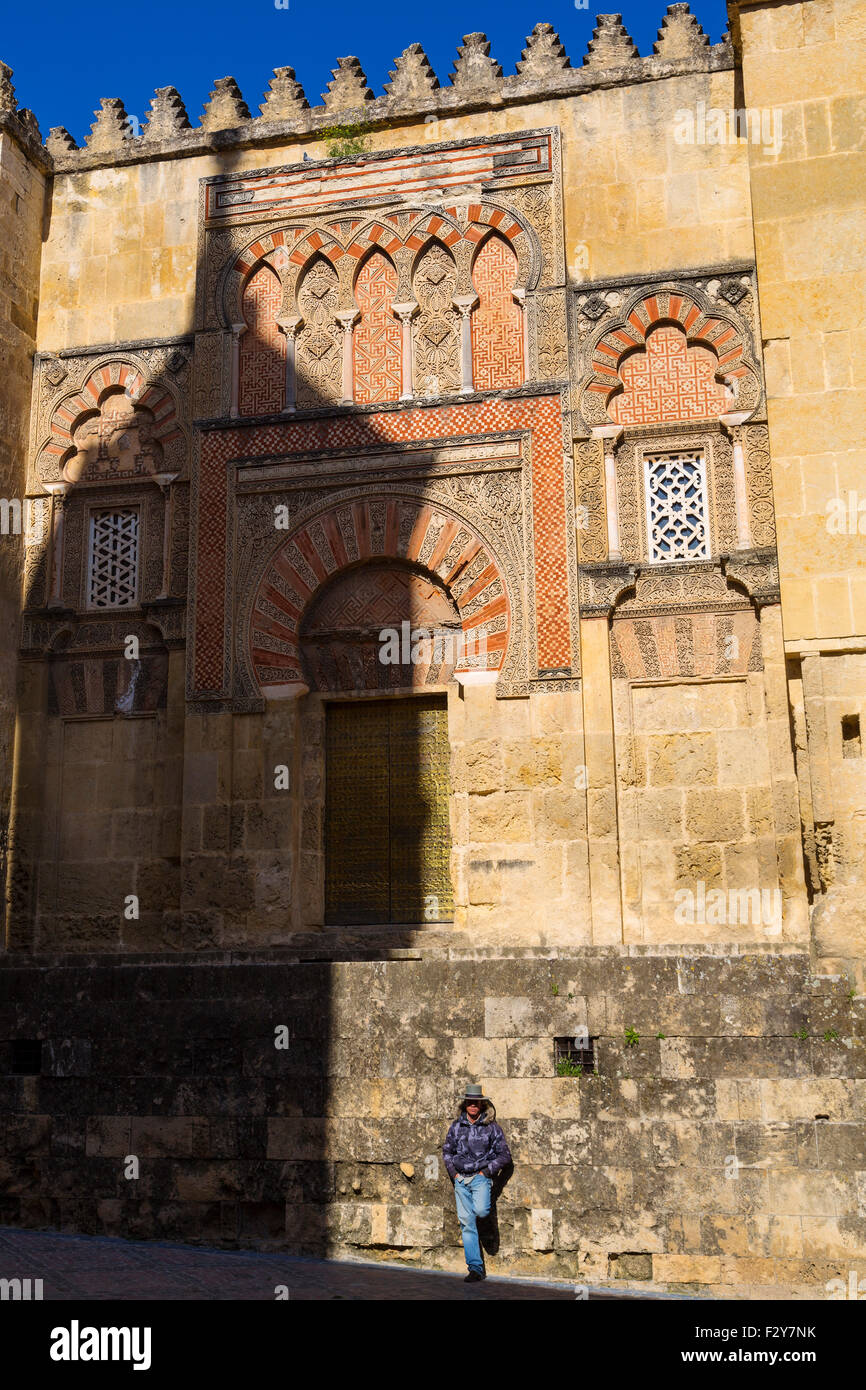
[643, 451, 710, 563]
[87, 508, 140, 608]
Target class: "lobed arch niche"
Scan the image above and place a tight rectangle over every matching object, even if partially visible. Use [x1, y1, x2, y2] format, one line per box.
[223, 201, 541, 413]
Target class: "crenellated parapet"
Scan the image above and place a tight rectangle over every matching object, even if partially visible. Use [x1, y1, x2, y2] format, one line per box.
[15, 6, 731, 174]
[0, 60, 49, 170]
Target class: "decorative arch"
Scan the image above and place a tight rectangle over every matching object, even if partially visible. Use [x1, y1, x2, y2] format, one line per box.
[582, 288, 760, 426]
[300, 560, 463, 692]
[471, 231, 524, 391]
[247, 496, 510, 695]
[38, 361, 183, 484]
[222, 228, 293, 327]
[461, 204, 535, 289]
[238, 262, 286, 416]
[352, 249, 401, 404]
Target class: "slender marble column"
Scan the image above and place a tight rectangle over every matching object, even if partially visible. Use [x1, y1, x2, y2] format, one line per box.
[512, 287, 529, 384]
[335, 310, 359, 405]
[452, 294, 479, 394]
[392, 301, 418, 400]
[277, 315, 303, 414]
[229, 322, 247, 419]
[43, 481, 72, 608]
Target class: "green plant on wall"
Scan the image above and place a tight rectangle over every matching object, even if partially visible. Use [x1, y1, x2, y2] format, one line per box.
[624, 1027, 639, 1048]
[555, 1058, 583, 1077]
[321, 121, 371, 158]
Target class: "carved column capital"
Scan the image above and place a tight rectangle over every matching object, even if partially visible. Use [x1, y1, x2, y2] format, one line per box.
[452, 293, 479, 318]
[391, 300, 418, 324]
[276, 314, 304, 338]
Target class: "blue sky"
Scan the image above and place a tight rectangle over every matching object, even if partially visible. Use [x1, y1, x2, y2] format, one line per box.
[5, 1, 728, 146]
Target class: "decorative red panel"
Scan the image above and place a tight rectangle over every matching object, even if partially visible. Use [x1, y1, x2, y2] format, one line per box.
[353, 252, 401, 405]
[471, 235, 524, 392]
[608, 325, 730, 425]
[194, 394, 570, 693]
[238, 263, 285, 417]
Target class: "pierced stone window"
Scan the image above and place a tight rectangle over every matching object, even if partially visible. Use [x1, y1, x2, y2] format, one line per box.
[643, 450, 711, 563]
[87, 508, 140, 608]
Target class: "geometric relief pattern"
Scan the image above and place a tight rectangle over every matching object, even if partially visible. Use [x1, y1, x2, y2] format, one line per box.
[610, 326, 731, 426]
[471, 234, 523, 391]
[300, 563, 462, 692]
[644, 451, 710, 563]
[296, 256, 342, 407]
[412, 242, 461, 396]
[610, 609, 761, 680]
[353, 252, 401, 405]
[87, 509, 139, 608]
[193, 395, 570, 693]
[238, 263, 286, 417]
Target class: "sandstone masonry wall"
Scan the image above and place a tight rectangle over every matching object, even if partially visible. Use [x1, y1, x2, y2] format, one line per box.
[1, 947, 863, 1297]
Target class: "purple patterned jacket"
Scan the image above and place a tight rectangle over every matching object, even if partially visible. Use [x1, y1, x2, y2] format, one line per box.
[442, 1110, 512, 1180]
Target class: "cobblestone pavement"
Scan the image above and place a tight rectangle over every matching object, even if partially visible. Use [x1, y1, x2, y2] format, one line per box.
[0, 1227, 643, 1300]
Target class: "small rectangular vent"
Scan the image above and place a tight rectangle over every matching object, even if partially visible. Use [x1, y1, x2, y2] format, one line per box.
[842, 714, 861, 759]
[554, 1035, 595, 1075]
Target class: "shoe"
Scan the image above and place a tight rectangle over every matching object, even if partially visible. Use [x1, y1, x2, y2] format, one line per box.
[464, 1271, 486, 1282]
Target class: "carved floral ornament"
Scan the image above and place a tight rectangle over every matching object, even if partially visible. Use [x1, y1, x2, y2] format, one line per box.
[577, 285, 761, 429]
[219, 202, 539, 329]
[36, 358, 187, 487]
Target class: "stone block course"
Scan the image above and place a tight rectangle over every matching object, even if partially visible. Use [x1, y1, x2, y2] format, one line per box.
[1, 946, 862, 1295]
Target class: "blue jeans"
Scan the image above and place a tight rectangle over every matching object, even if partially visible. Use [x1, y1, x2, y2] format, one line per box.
[454, 1173, 492, 1274]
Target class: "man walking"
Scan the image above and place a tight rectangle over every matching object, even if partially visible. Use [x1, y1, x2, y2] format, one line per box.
[442, 1083, 512, 1282]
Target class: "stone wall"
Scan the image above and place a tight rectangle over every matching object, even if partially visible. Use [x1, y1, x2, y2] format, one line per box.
[1, 945, 864, 1297]
[731, 0, 866, 978]
[0, 112, 46, 905]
